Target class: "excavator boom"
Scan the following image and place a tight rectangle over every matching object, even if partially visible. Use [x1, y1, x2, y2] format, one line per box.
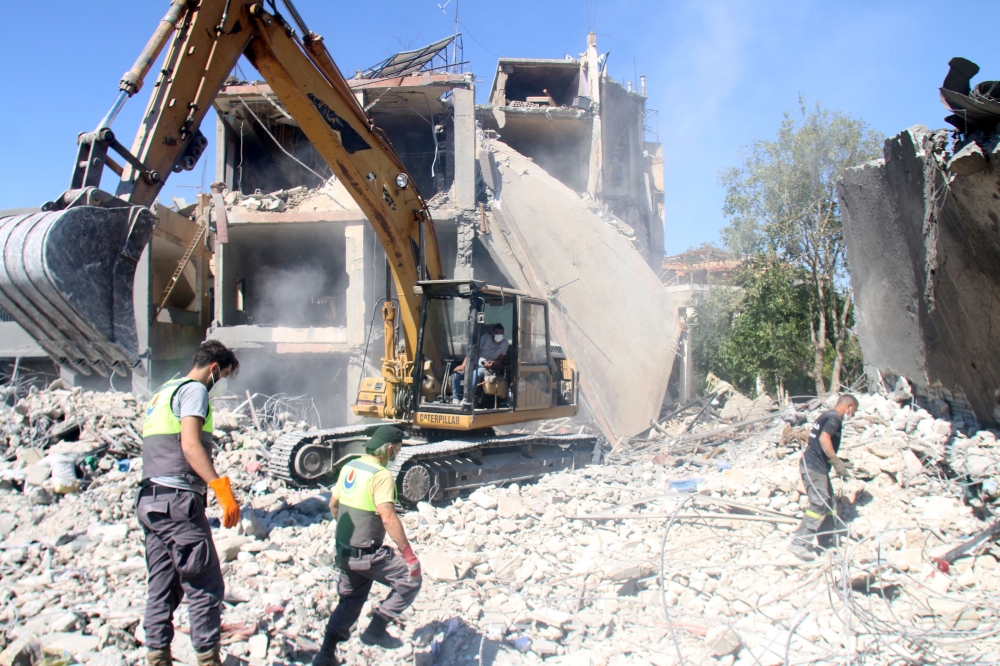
[1, 0, 439, 378]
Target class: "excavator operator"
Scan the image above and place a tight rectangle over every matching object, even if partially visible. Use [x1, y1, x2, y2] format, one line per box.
[451, 323, 508, 404]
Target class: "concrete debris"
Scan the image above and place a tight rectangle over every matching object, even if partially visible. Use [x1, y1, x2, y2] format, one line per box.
[2, 382, 1000, 664]
[839, 122, 1000, 429]
[479, 137, 677, 441]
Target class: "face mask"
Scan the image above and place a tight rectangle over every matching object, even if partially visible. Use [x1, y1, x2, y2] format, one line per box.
[494, 333, 503, 343]
[208, 367, 228, 397]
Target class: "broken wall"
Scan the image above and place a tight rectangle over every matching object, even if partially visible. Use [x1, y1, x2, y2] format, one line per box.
[839, 126, 1000, 427]
[479, 138, 676, 440]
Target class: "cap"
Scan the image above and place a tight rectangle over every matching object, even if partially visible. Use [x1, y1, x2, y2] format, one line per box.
[365, 425, 405, 453]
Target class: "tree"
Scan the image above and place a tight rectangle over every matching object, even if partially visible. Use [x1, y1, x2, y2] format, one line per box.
[692, 256, 814, 397]
[719, 98, 882, 394]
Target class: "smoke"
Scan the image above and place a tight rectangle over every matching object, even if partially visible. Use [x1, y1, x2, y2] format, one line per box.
[251, 265, 347, 328]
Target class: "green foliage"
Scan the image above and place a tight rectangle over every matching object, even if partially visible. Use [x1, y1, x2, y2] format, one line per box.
[713, 98, 882, 394]
[692, 256, 814, 396]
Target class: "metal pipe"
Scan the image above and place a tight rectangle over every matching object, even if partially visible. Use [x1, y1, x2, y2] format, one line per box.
[119, 0, 190, 96]
[96, 90, 129, 130]
[280, 0, 312, 37]
[419, 214, 426, 281]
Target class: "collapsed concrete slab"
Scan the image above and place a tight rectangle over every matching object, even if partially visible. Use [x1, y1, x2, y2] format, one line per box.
[479, 138, 676, 440]
[838, 125, 1000, 428]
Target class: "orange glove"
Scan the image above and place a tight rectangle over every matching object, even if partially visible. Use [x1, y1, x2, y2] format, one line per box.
[208, 476, 241, 529]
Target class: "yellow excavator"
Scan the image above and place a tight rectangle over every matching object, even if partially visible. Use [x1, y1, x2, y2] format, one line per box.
[0, 0, 597, 501]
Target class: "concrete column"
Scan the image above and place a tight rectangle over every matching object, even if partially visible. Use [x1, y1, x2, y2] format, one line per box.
[215, 115, 227, 186]
[585, 32, 603, 199]
[345, 223, 368, 347]
[455, 215, 475, 280]
[453, 87, 477, 210]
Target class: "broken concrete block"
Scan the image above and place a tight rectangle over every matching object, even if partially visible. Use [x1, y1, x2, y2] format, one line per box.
[469, 490, 497, 510]
[247, 634, 269, 660]
[22, 464, 50, 487]
[529, 607, 571, 628]
[216, 537, 249, 563]
[531, 638, 560, 656]
[705, 626, 742, 657]
[901, 449, 924, 477]
[0, 633, 42, 666]
[421, 551, 457, 581]
[48, 612, 80, 633]
[26, 486, 52, 506]
[16, 448, 44, 465]
[948, 141, 987, 175]
[240, 508, 270, 539]
[39, 633, 99, 655]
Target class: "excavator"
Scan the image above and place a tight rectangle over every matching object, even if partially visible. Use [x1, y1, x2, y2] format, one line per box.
[0, 0, 598, 502]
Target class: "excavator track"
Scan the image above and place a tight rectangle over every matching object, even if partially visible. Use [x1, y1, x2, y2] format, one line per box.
[267, 425, 601, 503]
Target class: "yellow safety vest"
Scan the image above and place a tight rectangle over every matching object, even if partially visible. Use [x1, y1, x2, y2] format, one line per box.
[335, 457, 396, 549]
[141, 378, 214, 486]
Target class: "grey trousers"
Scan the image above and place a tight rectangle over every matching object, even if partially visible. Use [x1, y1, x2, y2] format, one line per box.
[324, 546, 422, 641]
[793, 459, 843, 549]
[137, 488, 225, 651]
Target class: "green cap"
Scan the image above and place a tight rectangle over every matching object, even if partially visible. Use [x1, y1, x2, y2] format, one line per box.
[365, 425, 405, 453]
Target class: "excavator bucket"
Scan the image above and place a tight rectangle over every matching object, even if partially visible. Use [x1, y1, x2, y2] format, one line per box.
[0, 206, 155, 377]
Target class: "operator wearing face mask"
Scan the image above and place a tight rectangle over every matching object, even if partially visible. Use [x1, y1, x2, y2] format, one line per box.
[138, 340, 241, 666]
[313, 426, 422, 665]
[451, 324, 508, 405]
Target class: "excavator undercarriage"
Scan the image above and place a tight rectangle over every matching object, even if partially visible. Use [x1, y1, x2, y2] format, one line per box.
[268, 424, 600, 503]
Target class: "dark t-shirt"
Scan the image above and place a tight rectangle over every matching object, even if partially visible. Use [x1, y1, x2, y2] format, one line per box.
[803, 409, 843, 473]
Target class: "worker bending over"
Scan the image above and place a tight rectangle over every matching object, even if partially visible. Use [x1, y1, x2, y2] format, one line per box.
[788, 394, 858, 561]
[138, 341, 242, 666]
[314, 426, 422, 665]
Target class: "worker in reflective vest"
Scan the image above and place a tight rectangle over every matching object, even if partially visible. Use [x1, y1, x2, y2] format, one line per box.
[138, 341, 241, 666]
[313, 426, 422, 666]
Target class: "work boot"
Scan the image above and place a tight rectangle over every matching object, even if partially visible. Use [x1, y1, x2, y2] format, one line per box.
[360, 613, 403, 649]
[311, 632, 341, 666]
[195, 645, 222, 666]
[787, 541, 816, 562]
[146, 647, 172, 666]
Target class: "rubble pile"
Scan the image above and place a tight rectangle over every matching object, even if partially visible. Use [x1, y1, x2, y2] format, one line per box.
[2, 383, 1000, 665]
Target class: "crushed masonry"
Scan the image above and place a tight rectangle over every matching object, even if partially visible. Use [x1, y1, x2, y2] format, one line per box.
[1, 378, 999, 664]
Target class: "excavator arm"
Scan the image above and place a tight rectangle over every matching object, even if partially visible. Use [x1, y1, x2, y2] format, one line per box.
[1, 0, 440, 390]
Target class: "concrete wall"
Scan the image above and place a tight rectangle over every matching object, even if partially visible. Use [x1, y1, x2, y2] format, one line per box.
[839, 126, 1000, 427]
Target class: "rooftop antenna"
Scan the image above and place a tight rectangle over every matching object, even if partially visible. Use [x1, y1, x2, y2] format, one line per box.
[453, 0, 459, 73]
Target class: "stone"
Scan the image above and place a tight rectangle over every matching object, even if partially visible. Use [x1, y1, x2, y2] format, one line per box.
[497, 495, 524, 518]
[705, 626, 742, 657]
[240, 508, 270, 539]
[531, 638, 560, 656]
[263, 550, 292, 563]
[469, 490, 497, 510]
[40, 632, 100, 654]
[0, 633, 42, 666]
[48, 612, 81, 633]
[529, 608, 571, 628]
[16, 448, 44, 465]
[248, 634, 269, 660]
[22, 464, 50, 486]
[901, 449, 924, 478]
[26, 486, 52, 506]
[216, 537, 250, 563]
[422, 551, 458, 581]
[498, 519, 518, 534]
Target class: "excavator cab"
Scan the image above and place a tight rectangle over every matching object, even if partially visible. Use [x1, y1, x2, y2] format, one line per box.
[410, 280, 579, 431]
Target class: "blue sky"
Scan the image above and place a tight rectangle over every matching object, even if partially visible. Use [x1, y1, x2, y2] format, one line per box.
[1, 1, 997, 254]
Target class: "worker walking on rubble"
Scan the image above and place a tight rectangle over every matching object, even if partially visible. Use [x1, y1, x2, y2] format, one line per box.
[314, 426, 422, 666]
[788, 394, 859, 561]
[138, 341, 242, 666]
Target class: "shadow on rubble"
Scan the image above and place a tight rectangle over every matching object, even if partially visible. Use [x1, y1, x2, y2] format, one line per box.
[407, 616, 505, 666]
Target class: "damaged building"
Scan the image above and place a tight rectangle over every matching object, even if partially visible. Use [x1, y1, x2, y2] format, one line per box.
[0, 33, 672, 438]
[204, 33, 672, 436]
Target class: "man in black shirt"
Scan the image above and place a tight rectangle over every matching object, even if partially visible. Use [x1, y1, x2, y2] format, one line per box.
[789, 394, 859, 561]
